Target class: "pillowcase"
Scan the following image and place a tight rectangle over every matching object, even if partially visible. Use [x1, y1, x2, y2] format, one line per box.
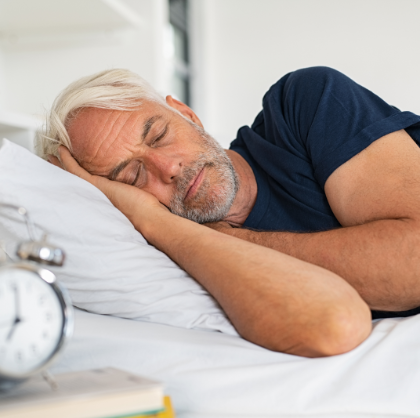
[0, 139, 237, 335]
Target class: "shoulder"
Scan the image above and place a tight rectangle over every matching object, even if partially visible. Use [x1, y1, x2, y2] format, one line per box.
[258, 67, 354, 143]
[288, 66, 347, 80]
[265, 66, 352, 102]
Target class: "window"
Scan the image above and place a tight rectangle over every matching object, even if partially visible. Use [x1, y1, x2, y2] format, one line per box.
[168, 0, 190, 105]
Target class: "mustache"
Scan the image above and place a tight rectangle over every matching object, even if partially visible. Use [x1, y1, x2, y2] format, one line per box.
[174, 157, 214, 200]
[167, 121, 238, 223]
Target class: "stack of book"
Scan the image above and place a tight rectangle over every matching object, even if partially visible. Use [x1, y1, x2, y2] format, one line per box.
[0, 368, 175, 418]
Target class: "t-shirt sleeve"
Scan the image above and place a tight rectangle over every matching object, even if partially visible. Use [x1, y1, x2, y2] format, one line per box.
[258, 66, 420, 187]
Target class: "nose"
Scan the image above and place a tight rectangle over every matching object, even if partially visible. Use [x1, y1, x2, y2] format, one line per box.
[146, 151, 182, 184]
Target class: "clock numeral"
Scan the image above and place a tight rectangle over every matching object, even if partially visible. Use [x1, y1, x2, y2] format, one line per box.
[45, 312, 53, 322]
[31, 344, 38, 355]
[39, 295, 47, 306]
[15, 350, 23, 362]
[42, 331, 49, 340]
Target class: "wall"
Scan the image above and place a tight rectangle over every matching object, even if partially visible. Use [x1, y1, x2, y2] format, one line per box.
[0, 50, 5, 109]
[2, 0, 420, 150]
[0, 0, 169, 118]
[190, 0, 420, 148]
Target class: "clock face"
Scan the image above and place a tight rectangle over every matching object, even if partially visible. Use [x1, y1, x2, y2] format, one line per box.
[0, 267, 64, 377]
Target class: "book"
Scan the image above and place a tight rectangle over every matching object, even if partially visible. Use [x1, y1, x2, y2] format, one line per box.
[0, 368, 165, 418]
[132, 396, 175, 417]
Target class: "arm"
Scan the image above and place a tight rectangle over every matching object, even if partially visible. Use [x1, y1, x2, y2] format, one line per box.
[55, 148, 371, 357]
[209, 130, 420, 312]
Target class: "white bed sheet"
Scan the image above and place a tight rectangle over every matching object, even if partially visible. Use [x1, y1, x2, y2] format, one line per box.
[51, 309, 420, 418]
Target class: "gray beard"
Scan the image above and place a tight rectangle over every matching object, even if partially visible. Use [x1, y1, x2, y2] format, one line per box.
[169, 124, 239, 224]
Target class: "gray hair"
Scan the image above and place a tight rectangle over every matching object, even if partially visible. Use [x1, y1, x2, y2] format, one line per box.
[37, 68, 167, 159]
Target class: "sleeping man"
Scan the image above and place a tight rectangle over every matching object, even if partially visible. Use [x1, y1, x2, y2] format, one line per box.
[43, 67, 420, 358]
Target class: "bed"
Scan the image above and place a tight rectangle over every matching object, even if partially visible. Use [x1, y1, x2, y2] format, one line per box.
[2, 141, 420, 417]
[51, 309, 420, 418]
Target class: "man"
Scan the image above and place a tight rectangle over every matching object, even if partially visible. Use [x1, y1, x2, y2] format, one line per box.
[44, 66, 420, 357]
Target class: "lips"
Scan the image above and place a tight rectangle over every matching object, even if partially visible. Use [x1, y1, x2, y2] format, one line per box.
[185, 167, 205, 201]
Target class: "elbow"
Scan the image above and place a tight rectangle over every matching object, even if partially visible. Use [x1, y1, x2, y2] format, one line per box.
[309, 303, 372, 357]
[254, 299, 372, 358]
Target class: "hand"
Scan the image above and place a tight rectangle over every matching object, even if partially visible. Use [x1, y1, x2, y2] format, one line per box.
[48, 147, 169, 235]
[204, 221, 236, 234]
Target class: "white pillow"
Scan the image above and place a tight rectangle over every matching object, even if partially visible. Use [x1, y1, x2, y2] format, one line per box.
[0, 139, 237, 335]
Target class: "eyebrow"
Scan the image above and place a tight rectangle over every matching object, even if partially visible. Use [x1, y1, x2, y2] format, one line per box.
[142, 115, 162, 140]
[105, 115, 162, 181]
[107, 160, 131, 181]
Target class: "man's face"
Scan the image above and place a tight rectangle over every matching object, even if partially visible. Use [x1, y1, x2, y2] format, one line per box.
[67, 100, 238, 223]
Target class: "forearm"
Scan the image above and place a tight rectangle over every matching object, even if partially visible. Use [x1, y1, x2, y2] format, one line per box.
[56, 146, 371, 356]
[230, 219, 420, 311]
[135, 209, 371, 357]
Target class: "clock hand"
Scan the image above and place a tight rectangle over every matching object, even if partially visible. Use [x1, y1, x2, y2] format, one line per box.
[6, 319, 21, 341]
[6, 316, 22, 341]
[6, 284, 22, 342]
[15, 282, 22, 321]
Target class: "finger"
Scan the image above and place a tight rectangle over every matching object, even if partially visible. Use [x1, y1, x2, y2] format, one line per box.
[204, 222, 223, 230]
[47, 155, 63, 169]
[58, 146, 92, 182]
[207, 221, 232, 228]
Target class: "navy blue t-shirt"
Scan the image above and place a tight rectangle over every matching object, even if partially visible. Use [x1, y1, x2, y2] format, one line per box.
[229, 67, 420, 319]
[230, 66, 420, 233]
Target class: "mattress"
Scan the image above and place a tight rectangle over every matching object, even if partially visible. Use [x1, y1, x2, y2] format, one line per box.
[51, 309, 420, 418]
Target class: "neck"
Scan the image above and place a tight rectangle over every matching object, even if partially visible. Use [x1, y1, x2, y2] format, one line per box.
[223, 149, 257, 226]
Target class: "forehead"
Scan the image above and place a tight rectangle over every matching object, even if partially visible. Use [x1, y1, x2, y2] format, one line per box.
[67, 102, 166, 173]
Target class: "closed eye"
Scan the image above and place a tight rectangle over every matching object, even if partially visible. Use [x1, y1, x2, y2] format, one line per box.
[152, 125, 168, 146]
[130, 165, 141, 186]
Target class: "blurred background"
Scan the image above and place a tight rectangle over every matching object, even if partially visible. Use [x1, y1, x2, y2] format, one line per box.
[0, 0, 420, 151]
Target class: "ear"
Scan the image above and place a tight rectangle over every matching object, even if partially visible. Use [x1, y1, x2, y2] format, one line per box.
[166, 95, 204, 128]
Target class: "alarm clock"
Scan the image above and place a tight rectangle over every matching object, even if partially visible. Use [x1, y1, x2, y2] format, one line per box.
[0, 204, 73, 390]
